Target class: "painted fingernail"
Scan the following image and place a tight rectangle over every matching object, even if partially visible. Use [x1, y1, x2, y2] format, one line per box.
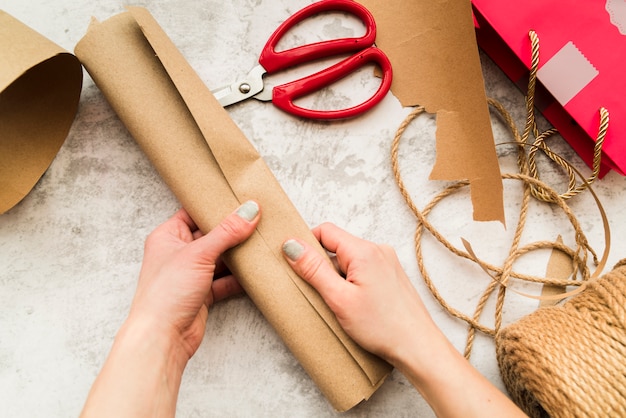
[236, 200, 259, 222]
[282, 239, 305, 261]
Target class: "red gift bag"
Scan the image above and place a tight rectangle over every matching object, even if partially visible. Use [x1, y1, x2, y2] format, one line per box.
[473, 0, 626, 176]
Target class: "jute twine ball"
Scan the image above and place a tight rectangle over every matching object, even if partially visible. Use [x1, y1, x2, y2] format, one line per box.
[495, 264, 626, 417]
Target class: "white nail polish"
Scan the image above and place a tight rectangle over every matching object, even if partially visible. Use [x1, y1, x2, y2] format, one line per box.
[236, 200, 259, 221]
[283, 239, 304, 261]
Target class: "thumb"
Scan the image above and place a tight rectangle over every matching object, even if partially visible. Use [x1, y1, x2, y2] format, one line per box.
[282, 239, 346, 307]
[193, 200, 261, 262]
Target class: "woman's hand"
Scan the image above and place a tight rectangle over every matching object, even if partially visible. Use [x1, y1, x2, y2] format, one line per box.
[282, 222, 526, 418]
[128, 200, 260, 360]
[282, 222, 434, 365]
[81, 201, 260, 418]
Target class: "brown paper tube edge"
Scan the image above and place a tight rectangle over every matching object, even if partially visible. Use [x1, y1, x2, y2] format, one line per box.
[0, 11, 83, 214]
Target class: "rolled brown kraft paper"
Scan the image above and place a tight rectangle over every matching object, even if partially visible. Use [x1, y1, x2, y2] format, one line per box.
[74, 7, 391, 411]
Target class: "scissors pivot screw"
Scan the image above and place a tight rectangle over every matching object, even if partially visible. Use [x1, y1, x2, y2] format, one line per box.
[239, 83, 252, 94]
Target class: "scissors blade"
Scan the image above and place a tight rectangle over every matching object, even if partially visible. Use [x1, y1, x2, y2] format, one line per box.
[211, 64, 267, 107]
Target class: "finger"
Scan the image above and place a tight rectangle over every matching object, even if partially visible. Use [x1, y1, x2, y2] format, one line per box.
[192, 200, 261, 262]
[312, 222, 363, 255]
[312, 223, 370, 274]
[213, 258, 230, 278]
[282, 238, 346, 308]
[172, 207, 199, 232]
[191, 229, 204, 240]
[145, 208, 197, 248]
[329, 255, 343, 276]
[211, 275, 245, 303]
[152, 208, 200, 244]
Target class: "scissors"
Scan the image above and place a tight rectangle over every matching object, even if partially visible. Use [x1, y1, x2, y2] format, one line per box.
[211, 0, 392, 120]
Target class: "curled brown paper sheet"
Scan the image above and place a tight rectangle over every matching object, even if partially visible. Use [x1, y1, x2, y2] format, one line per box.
[0, 10, 83, 214]
[359, 0, 505, 224]
[74, 7, 391, 411]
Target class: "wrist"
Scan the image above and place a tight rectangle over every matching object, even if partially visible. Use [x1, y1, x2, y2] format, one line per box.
[381, 312, 468, 396]
[80, 317, 189, 417]
[380, 301, 448, 371]
[115, 317, 188, 414]
[389, 327, 523, 418]
[117, 315, 190, 375]
[386, 319, 450, 375]
[389, 329, 460, 410]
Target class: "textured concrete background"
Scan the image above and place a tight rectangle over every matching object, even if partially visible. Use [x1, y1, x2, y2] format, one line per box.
[1, 1, 625, 416]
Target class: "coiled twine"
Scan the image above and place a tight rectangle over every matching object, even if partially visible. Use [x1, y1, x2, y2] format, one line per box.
[495, 264, 626, 417]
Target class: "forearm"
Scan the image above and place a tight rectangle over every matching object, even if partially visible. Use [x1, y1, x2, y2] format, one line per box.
[80, 318, 188, 418]
[389, 323, 526, 418]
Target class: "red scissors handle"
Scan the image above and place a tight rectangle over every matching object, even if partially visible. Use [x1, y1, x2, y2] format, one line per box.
[259, 0, 377, 73]
[272, 46, 392, 119]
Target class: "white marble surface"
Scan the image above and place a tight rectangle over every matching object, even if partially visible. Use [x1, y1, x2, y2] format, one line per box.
[1, 1, 625, 417]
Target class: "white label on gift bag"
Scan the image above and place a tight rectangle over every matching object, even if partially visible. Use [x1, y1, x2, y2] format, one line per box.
[606, 0, 626, 35]
[537, 41, 599, 106]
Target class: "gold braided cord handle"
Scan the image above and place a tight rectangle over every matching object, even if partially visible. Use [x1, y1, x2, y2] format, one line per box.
[522, 30, 610, 202]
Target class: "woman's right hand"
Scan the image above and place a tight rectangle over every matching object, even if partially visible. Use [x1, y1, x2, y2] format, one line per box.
[281, 222, 527, 418]
[281, 222, 436, 366]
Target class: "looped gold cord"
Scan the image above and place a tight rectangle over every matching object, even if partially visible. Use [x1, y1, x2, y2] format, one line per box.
[521, 30, 610, 202]
[390, 30, 611, 358]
